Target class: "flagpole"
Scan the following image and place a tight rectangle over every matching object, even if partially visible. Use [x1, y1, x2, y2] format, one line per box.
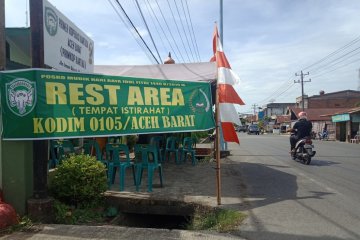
[214, 1, 243, 205]
[214, 0, 224, 206]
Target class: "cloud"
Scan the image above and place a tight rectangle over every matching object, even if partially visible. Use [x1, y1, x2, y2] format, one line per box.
[4, 0, 360, 113]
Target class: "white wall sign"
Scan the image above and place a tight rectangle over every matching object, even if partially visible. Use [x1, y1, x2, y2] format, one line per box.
[43, 0, 94, 73]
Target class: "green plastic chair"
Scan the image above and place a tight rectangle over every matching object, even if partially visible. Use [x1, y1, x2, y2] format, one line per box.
[164, 136, 180, 164]
[49, 139, 74, 169]
[149, 136, 165, 162]
[134, 144, 163, 192]
[83, 139, 107, 166]
[49, 140, 61, 169]
[106, 143, 136, 191]
[180, 137, 197, 165]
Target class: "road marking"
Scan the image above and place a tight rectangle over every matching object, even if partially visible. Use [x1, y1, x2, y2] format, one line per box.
[296, 171, 342, 195]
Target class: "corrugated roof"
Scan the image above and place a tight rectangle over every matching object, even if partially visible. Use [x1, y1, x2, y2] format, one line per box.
[309, 90, 360, 99]
[276, 115, 291, 124]
[289, 108, 352, 121]
[323, 107, 360, 116]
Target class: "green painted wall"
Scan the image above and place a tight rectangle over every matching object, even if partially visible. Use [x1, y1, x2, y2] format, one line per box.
[6, 28, 31, 67]
[1, 28, 33, 215]
[1, 141, 33, 215]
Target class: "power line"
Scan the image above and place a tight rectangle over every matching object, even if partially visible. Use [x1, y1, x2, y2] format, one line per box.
[256, 76, 294, 105]
[273, 83, 297, 101]
[260, 36, 360, 105]
[113, 0, 160, 64]
[302, 35, 360, 72]
[144, 0, 180, 62]
[173, 0, 195, 62]
[107, 0, 157, 64]
[181, 0, 201, 61]
[134, 0, 162, 63]
[311, 57, 360, 79]
[154, 0, 186, 62]
[143, 0, 170, 60]
[309, 46, 360, 75]
[257, 82, 296, 106]
[310, 47, 360, 75]
[166, 0, 191, 62]
[142, 1, 166, 59]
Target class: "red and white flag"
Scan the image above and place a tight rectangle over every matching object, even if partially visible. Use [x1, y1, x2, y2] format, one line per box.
[211, 25, 245, 144]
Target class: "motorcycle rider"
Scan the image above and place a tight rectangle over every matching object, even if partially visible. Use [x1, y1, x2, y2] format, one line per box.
[289, 111, 313, 154]
[319, 127, 328, 140]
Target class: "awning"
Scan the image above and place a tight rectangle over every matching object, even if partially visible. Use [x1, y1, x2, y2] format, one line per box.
[94, 62, 217, 82]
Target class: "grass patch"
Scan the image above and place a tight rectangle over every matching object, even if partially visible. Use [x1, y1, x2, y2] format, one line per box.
[187, 207, 246, 232]
[53, 200, 107, 225]
[197, 156, 213, 163]
[0, 216, 40, 236]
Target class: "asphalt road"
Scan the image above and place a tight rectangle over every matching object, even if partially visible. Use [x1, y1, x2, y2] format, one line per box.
[229, 133, 360, 240]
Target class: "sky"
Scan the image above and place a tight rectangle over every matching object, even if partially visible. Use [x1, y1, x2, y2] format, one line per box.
[4, 0, 360, 114]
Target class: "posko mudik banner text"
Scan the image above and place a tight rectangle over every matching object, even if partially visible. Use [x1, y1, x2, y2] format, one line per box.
[0, 69, 215, 140]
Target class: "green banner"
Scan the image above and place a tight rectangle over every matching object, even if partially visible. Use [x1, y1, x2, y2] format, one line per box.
[0, 69, 215, 140]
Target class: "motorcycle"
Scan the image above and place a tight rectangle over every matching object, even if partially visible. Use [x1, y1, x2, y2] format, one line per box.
[291, 136, 316, 165]
[318, 131, 329, 140]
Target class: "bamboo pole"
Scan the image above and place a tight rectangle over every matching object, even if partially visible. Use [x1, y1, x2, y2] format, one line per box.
[216, 0, 223, 205]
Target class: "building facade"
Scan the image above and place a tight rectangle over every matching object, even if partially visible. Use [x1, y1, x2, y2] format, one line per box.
[291, 90, 360, 142]
[308, 90, 360, 108]
[263, 103, 295, 119]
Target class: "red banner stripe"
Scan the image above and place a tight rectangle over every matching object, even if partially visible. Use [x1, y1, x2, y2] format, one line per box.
[218, 84, 245, 105]
[221, 122, 240, 144]
[212, 27, 218, 55]
[216, 51, 231, 69]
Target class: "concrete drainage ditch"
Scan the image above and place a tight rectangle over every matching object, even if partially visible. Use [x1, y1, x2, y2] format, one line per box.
[106, 194, 213, 229]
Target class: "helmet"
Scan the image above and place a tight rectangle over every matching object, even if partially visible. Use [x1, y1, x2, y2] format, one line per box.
[298, 111, 307, 119]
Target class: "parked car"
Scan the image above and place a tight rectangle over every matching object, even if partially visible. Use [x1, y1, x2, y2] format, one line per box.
[236, 125, 247, 132]
[247, 124, 260, 135]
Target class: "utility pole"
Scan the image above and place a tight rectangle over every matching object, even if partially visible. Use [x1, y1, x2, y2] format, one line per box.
[252, 104, 258, 123]
[219, 0, 226, 152]
[252, 104, 258, 115]
[0, 0, 5, 193]
[27, 0, 54, 223]
[294, 71, 311, 111]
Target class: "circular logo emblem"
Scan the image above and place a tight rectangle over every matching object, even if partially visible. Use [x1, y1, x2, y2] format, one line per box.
[6, 78, 37, 117]
[189, 89, 211, 113]
[45, 7, 58, 36]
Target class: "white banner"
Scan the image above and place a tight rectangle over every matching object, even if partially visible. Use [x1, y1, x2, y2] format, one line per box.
[43, 0, 94, 73]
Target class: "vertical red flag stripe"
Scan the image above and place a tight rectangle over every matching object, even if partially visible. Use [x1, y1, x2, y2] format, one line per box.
[216, 51, 231, 69]
[218, 84, 245, 105]
[221, 122, 240, 144]
[212, 24, 243, 144]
